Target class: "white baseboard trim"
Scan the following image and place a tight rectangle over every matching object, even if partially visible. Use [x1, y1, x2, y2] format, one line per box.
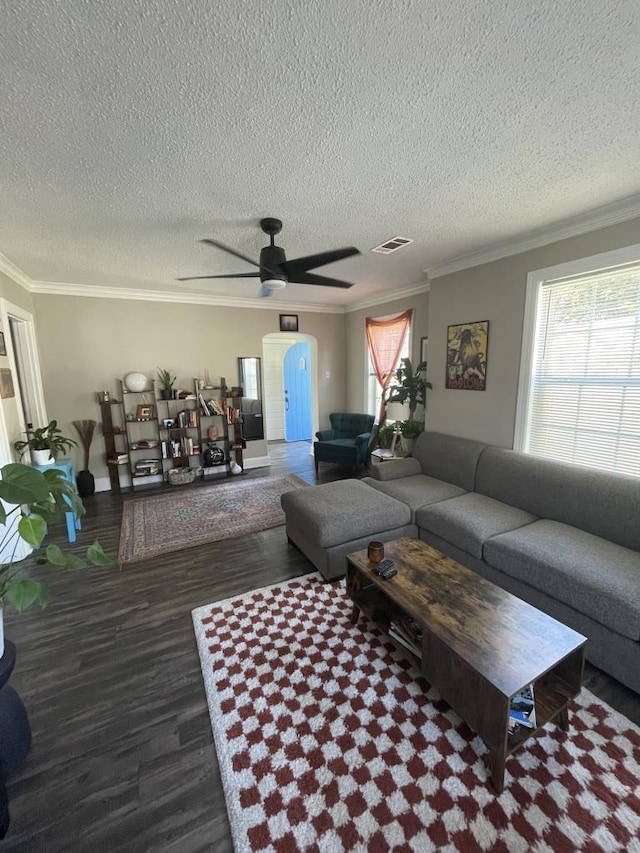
[242, 456, 271, 470]
[95, 476, 113, 493]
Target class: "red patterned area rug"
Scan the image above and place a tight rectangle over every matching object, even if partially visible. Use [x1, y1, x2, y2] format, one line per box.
[118, 474, 306, 564]
[192, 575, 640, 853]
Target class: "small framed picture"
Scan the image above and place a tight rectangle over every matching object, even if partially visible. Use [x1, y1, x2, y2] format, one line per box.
[136, 404, 155, 420]
[0, 368, 14, 398]
[0, 332, 6, 356]
[0, 367, 16, 398]
[163, 418, 174, 428]
[420, 336, 428, 365]
[279, 314, 299, 332]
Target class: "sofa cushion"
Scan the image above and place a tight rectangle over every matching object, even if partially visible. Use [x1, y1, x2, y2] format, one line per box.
[411, 431, 488, 491]
[484, 519, 640, 641]
[280, 478, 410, 549]
[369, 457, 422, 481]
[476, 446, 640, 552]
[362, 474, 466, 521]
[416, 493, 537, 559]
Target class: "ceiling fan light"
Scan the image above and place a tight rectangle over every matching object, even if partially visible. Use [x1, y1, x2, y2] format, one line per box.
[262, 278, 287, 290]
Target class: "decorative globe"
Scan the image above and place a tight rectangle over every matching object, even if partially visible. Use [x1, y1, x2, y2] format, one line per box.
[124, 372, 148, 392]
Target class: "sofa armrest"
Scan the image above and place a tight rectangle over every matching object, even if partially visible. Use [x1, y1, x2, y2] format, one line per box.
[369, 457, 421, 480]
[315, 429, 336, 441]
[354, 431, 372, 447]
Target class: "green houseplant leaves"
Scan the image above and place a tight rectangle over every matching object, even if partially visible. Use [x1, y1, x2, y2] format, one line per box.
[0, 463, 116, 613]
[13, 419, 78, 462]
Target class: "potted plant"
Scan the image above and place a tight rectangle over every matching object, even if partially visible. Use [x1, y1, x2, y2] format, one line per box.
[376, 423, 398, 449]
[72, 419, 97, 497]
[398, 418, 425, 454]
[13, 420, 78, 466]
[157, 368, 176, 400]
[0, 462, 115, 655]
[385, 357, 432, 454]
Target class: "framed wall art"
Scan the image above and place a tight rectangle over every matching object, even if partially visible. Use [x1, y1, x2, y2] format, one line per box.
[445, 321, 489, 391]
[279, 314, 299, 332]
[420, 336, 428, 364]
[0, 332, 6, 356]
[136, 404, 155, 420]
[0, 368, 15, 398]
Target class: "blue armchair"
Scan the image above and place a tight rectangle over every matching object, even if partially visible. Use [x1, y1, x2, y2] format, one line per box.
[314, 412, 375, 476]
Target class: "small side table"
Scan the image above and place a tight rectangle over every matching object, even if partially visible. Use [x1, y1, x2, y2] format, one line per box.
[30, 457, 82, 543]
[371, 448, 398, 463]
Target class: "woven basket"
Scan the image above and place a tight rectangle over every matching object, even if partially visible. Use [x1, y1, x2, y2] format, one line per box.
[167, 467, 198, 486]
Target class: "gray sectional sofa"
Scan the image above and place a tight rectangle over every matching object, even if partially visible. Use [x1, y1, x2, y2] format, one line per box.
[281, 431, 640, 694]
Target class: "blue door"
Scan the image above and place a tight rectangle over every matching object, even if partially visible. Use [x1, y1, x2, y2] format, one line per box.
[283, 342, 312, 441]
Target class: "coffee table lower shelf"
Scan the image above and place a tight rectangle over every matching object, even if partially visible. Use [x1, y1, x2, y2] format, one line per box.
[346, 539, 587, 793]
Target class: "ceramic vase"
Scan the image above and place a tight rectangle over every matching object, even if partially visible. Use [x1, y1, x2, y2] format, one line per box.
[76, 470, 95, 497]
[124, 372, 148, 392]
[401, 437, 415, 456]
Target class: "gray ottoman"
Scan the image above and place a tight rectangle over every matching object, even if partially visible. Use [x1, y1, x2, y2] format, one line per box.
[280, 479, 416, 580]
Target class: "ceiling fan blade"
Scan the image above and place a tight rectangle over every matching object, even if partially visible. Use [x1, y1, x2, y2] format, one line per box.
[200, 238, 262, 270]
[283, 246, 360, 278]
[201, 238, 280, 278]
[176, 272, 260, 281]
[291, 271, 354, 289]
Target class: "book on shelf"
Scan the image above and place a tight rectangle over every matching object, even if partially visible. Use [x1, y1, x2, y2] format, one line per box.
[509, 684, 536, 730]
[107, 453, 129, 465]
[130, 439, 158, 450]
[198, 394, 226, 417]
[134, 459, 161, 476]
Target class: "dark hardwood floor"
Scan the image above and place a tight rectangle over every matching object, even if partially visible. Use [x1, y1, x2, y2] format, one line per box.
[3, 441, 639, 851]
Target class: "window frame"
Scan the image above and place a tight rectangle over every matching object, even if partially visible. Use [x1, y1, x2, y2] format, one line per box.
[365, 313, 412, 418]
[514, 242, 640, 464]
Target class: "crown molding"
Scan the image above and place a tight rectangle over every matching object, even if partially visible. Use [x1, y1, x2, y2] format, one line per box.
[426, 194, 640, 279]
[0, 253, 35, 291]
[28, 280, 344, 313]
[346, 279, 431, 313]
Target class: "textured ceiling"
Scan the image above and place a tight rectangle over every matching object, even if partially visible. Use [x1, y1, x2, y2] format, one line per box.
[2, 0, 640, 308]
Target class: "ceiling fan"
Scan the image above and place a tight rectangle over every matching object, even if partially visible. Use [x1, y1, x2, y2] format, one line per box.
[177, 217, 360, 297]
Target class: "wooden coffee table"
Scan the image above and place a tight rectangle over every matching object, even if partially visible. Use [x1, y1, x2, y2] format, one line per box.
[346, 537, 587, 792]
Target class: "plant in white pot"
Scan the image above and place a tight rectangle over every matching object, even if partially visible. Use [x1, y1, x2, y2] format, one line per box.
[0, 462, 115, 656]
[13, 420, 78, 467]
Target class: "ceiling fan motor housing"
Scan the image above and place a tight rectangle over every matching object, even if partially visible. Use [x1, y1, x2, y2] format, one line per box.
[260, 244, 287, 283]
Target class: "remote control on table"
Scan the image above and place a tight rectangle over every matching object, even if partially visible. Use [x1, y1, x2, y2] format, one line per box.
[380, 567, 398, 580]
[375, 558, 395, 575]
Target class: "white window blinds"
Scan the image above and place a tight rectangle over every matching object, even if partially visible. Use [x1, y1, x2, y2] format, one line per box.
[523, 264, 640, 477]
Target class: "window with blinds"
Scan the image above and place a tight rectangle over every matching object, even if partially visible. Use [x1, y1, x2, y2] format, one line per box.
[516, 252, 640, 477]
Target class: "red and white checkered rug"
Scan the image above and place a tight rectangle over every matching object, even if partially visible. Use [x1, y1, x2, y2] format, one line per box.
[192, 575, 640, 853]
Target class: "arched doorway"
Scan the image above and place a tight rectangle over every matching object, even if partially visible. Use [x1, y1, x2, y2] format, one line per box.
[262, 332, 318, 448]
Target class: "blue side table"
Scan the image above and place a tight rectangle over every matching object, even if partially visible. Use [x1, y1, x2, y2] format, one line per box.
[30, 457, 82, 543]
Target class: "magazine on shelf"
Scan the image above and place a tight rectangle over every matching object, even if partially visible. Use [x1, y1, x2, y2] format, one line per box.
[388, 620, 422, 658]
[509, 683, 536, 729]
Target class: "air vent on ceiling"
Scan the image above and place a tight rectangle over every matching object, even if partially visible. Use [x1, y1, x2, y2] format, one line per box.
[371, 236, 413, 255]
